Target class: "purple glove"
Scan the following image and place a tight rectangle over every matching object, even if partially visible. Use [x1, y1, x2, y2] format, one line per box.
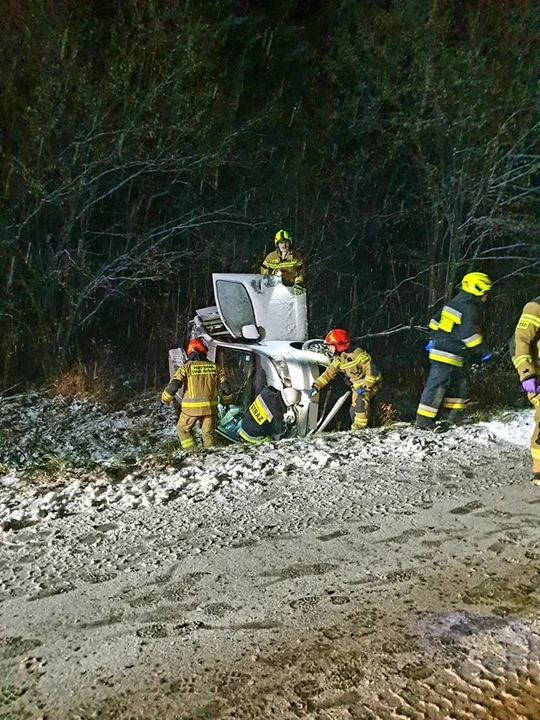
[522, 377, 538, 394]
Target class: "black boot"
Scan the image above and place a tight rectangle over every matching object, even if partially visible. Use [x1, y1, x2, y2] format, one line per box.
[447, 409, 463, 426]
[416, 415, 435, 430]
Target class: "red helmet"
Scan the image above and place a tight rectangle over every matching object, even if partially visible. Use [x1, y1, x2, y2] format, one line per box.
[324, 328, 350, 353]
[187, 337, 207, 355]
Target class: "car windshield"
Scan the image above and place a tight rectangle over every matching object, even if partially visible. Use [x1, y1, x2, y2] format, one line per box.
[214, 280, 256, 338]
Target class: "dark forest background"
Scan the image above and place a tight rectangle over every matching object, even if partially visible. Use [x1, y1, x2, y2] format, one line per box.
[0, 0, 538, 408]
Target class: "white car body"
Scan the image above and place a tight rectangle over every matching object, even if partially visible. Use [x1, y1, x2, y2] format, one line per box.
[169, 273, 333, 438]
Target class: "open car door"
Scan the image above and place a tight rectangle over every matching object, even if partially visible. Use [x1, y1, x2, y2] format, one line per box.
[212, 274, 308, 342]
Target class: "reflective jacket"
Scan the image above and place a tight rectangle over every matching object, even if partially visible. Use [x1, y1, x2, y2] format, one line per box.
[239, 386, 287, 443]
[313, 347, 381, 393]
[428, 290, 489, 367]
[512, 298, 540, 382]
[260, 249, 304, 287]
[162, 358, 231, 417]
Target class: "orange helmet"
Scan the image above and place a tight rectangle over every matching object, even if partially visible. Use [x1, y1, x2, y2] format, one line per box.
[187, 337, 207, 355]
[324, 328, 350, 353]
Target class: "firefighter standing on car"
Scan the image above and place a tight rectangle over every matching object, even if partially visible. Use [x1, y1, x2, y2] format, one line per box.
[159, 338, 231, 452]
[309, 329, 381, 430]
[239, 386, 302, 443]
[416, 272, 493, 430]
[511, 298, 540, 485]
[260, 229, 304, 293]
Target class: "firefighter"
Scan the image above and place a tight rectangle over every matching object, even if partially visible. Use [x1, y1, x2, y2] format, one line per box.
[260, 229, 304, 292]
[511, 298, 540, 484]
[309, 329, 382, 430]
[239, 386, 302, 443]
[416, 272, 493, 430]
[160, 338, 231, 452]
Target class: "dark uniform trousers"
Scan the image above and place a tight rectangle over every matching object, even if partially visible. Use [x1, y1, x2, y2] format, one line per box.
[416, 361, 467, 427]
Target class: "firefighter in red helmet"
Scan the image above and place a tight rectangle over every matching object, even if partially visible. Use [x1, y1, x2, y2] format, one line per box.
[160, 337, 231, 451]
[309, 329, 382, 429]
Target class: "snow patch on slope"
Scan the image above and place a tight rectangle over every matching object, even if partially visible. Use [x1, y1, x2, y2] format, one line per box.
[0, 394, 532, 532]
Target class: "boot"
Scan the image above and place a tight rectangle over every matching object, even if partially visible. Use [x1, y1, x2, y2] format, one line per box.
[532, 474, 540, 486]
[416, 415, 435, 430]
[447, 409, 463, 426]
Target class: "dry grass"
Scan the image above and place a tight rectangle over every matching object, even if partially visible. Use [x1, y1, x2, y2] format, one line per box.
[52, 361, 112, 404]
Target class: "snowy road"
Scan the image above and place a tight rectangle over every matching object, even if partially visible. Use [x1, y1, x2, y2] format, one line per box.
[1, 401, 540, 717]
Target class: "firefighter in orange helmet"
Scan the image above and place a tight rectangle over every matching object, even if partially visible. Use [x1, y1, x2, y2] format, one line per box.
[309, 329, 382, 429]
[160, 337, 231, 451]
[260, 229, 304, 293]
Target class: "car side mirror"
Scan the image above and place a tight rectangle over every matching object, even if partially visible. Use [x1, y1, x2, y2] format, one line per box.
[241, 324, 260, 340]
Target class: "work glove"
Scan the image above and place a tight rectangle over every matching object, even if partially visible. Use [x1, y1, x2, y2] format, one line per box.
[293, 284, 304, 295]
[425, 340, 433, 352]
[308, 387, 318, 398]
[356, 387, 365, 395]
[157, 399, 166, 410]
[481, 352, 493, 363]
[522, 377, 538, 394]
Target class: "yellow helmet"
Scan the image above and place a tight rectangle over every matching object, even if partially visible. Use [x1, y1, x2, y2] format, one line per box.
[274, 229, 292, 246]
[461, 272, 492, 296]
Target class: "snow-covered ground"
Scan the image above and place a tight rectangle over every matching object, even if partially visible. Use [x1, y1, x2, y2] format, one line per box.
[1, 395, 539, 718]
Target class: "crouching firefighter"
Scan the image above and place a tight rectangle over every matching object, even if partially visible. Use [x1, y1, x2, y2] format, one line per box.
[511, 298, 540, 485]
[239, 386, 302, 443]
[309, 329, 382, 430]
[416, 272, 492, 430]
[160, 338, 232, 452]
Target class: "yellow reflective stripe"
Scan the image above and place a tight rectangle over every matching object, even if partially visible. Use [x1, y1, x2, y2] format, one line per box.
[221, 393, 232, 404]
[429, 319, 439, 331]
[531, 448, 540, 459]
[428, 350, 464, 367]
[238, 428, 271, 443]
[162, 391, 174, 402]
[513, 354, 532, 368]
[264, 260, 299, 269]
[180, 437, 196, 449]
[463, 333, 483, 348]
[364, 374, 380, 383]
[352, 414, 368, 428]
[417, 405, 438, 418]
[442, 305, 462, 322]
[442, 399, 466, 409]
[519, 313, 540, 328]
[182, 399, 217, 408]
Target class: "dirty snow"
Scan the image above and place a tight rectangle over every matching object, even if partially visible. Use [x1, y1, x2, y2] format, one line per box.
[0, 395, 533, 531]
[1, 394, 539, 718]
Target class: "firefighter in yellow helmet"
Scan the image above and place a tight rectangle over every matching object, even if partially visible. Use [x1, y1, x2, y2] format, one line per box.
[159, 338, 231, 452]
[309, 329, 382, 429]
[260, 229, 304, 293]
[511, 297, 540, 485]
[416, 272, 493, 430]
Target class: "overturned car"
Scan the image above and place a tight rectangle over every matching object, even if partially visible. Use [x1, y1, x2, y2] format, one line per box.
[169, 273, 349, 440]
